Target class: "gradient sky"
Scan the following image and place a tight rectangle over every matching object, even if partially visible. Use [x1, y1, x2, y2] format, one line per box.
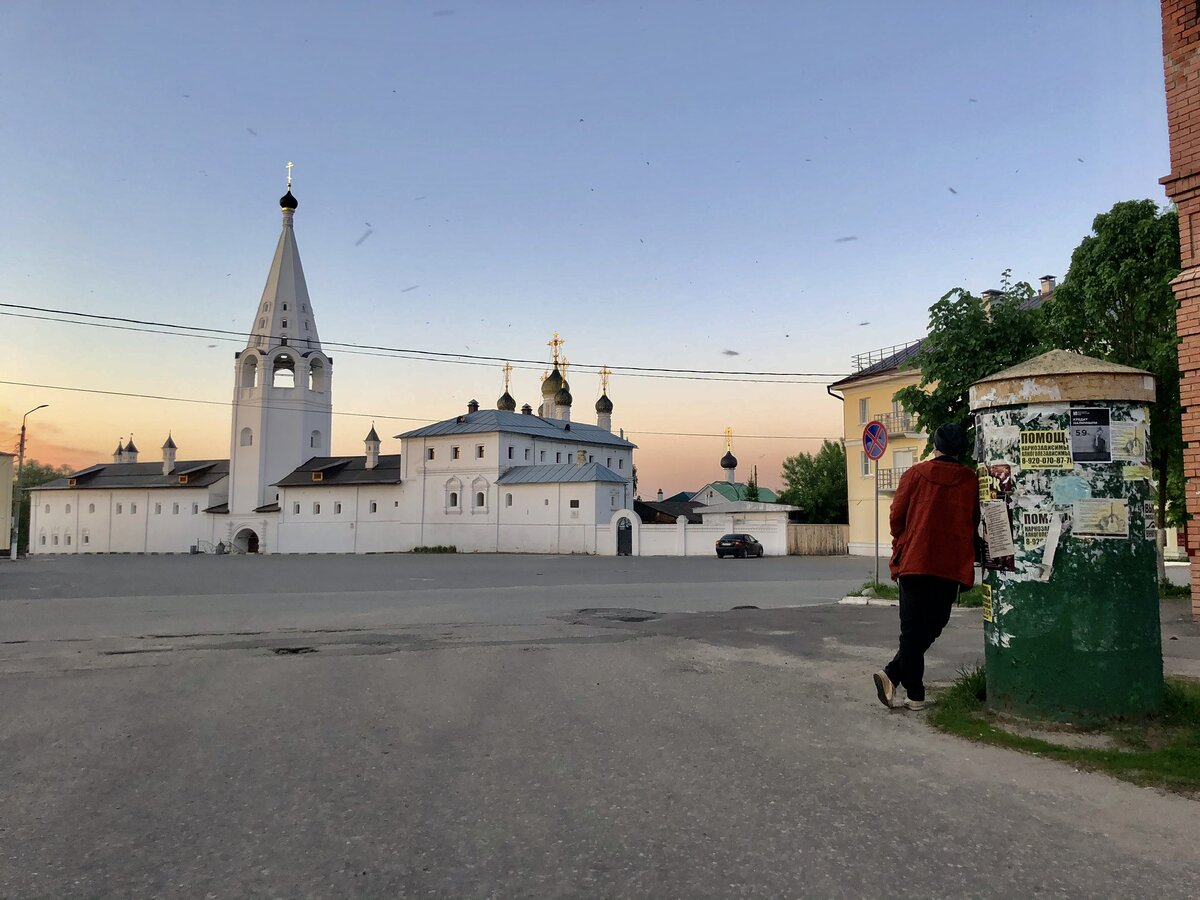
[0, 1, 1170, 495]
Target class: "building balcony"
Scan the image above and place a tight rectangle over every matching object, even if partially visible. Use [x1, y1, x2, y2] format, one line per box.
[874, 411, 925, 438]
[876, 466, 910, 493]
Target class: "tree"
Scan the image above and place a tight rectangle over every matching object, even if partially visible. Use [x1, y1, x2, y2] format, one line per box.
[13, 460, 73, 554]
[778, 440, 848, 523]
[894, 271, 1046, 460]
[1041, 200, 1182, 534]
[745, 466, 760, 501]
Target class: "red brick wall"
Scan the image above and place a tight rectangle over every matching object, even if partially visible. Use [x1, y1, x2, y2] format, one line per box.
[1161, 0, 1200, 620]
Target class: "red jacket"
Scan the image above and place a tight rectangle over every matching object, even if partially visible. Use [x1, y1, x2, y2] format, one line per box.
[888, 457, 980, 587]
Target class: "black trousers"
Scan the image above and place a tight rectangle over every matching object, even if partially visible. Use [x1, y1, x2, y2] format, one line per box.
[883, 574, 959, 702]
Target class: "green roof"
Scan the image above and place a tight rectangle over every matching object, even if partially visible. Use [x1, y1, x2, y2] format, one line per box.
[704, 482, 778, 502]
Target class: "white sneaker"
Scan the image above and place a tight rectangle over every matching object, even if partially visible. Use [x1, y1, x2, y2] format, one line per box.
[873, 671, 896, 708]
[903, 698, 927, 711]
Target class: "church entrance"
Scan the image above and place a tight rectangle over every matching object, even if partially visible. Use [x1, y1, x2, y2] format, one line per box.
[616, 517, 633, 556]
[233, 528, 260, 554]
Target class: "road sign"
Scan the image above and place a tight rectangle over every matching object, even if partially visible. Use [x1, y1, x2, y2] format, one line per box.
[863, 421, 889, 461]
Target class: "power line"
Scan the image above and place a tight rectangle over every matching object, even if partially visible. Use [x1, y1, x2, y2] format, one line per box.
[0, 301, 849, 383]
[0, 379, 841, 442]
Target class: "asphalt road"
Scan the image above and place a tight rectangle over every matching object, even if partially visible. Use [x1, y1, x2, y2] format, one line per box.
[1, 555, 1196, 898]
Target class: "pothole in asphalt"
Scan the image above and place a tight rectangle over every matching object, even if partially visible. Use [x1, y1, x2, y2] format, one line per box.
[577, 608, 660, 623]
[272, 646, 318, 655]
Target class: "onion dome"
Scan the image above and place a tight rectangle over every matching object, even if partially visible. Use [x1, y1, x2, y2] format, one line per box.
[497, 391, 517, 411]
[595, 393, 613, 414]
[720, 450, 738, 470]
[365, 425, 380, 443]
[162, 434, 177, 450]
[542, 367, 563, 396]
[124, 436, 139, 454]
[555, 382, 573, 406]
[280, 190, 298, 210]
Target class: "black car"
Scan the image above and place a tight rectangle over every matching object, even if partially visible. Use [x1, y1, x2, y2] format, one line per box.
[715, 533, 764, 558]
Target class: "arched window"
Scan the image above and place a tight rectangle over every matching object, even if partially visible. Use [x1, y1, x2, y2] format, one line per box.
[475, 492, 485, 508]
[449, 492, 459, 508]
[44, 504, 49, 514]
[506, 493, 513, 507]
[240, 427, 253, 447]
[65, 534, 71, 546]
[282, 303, 288, 311]
[241, 357, 259, 388]
[309, 360, 328, 392]
[88, 503, 95, 514]
[272, 353, 296, 388]
[369, 501, 378, 513]
[281, 318, 288, 329]
[65, 503, 71, 513]
[310, 430, 321, 449]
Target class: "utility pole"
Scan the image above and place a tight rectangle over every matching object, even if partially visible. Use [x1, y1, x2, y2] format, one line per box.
[10, 404, 48, 561]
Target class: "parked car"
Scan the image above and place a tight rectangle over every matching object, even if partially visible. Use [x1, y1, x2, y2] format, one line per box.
[715, 533, 764, 558]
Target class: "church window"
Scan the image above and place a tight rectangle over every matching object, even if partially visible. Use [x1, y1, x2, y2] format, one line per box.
[524, 449, 530, 461]
[44, 504, 50, 514]
[65, 534, 71, 546]
[65, 503, 71, 513]
[173, 503, 180, 515]
[539, 451, 546, 462]
[505, 493, 513, 507]
[131, 503, 137, 513]
[507, 446, 513, 459]
[88, 503, 95, 514]
[618, 459, 624, 469]
[309, 361, 327, 392]
[40, 533, 46, 545]
[259, 318, 265, 329]
[588, 455, 594, 463]
[272, 353, 296, 388]
[192, 503, 198, 514]
[282, 303, 288, 311]
[116, 503, 123, 514]
[555, 452, 562, 463]
[475, 491, 485, 508]
[305, 320, 310, 329]
[310, 430, 321, 449]
[369, 501, 377, 513]
[449, 492, 458, 508]
[611, 492, 619, 509]
[476, 445, 485, 459]
[544, 498, 550, 506]
[607, 457, 612, 468]
[242, 357, 258, 388]
[313, 502, 321, 514]
[82, 531, 89, 545]
[291, 502, 299, 514]
[264, 302, 270, 311]
[240, 427, 253, 447]
[427, 448, 435, 460]
[281, 336, 288, 345]
[155, 503, 162, 515]
[52, 534, 59, 546]
[452, 446, 461, 460]
[569, 499, 580, 509]
[281, 319, 288, 329]
[334, 502, 342, 514]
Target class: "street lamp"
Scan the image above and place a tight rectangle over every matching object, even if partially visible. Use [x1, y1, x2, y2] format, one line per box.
[10, 404, 49, 561]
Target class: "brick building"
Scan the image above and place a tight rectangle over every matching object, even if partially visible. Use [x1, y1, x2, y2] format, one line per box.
[1160, 0, 1200, 621]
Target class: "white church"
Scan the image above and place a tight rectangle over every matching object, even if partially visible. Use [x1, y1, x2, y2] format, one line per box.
[28, 182, 641, 556]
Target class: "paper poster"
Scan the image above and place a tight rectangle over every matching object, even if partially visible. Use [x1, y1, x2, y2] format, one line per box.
[1019, 429, 1073, 469]
[987, 462, 1015, 500]
[981, 584, 993, 623]
[1111, 421, 1148, 462]
[1070, 408, 1112, 463]
[976, 464, 991, 503]
[1123, 464, 1152, 481]
[1037, 513, 1064, 582]
[1144, 499, 1158, 542]
[1073, 498, 1129, 538]
[982, 499, 1016, 560]
[1021, 509, 1055, 549]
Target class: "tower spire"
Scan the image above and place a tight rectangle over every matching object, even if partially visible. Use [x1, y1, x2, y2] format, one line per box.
[248, 170, 319, 352]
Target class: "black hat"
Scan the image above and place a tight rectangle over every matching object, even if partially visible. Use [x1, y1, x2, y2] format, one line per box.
[933, 423, 968, 457]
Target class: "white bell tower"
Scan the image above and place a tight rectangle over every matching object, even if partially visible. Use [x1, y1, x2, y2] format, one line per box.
[228, 172, 333, 515]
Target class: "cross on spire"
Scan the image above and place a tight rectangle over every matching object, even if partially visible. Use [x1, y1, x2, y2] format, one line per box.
[725, 426, 734, 451]
[502, 361, 512, 391]
[560, 355, 569, 383]
[548, 331, 564, 366]
[286, 161, 294, 188]
[599, 365, 611, 394]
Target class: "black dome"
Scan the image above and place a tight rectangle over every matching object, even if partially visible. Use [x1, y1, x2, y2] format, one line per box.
[595, 393, 613, 414]
[280, 190, 298, 210]
[720, 451, 738, 469]
[497, 391, 517, 412]
[542, 367, 563, 395]
[555, 385, 573, 406]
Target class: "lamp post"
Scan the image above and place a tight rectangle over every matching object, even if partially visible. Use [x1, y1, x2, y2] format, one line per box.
[10, 404, 48, 561]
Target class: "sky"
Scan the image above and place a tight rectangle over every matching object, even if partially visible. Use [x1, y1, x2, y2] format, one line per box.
[0, 1, 1171, 496]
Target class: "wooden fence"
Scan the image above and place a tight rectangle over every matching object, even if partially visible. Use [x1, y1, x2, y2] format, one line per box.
[787, 524, 849, 556]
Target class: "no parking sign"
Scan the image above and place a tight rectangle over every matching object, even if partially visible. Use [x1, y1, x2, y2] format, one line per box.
[863, 421, 888, 461]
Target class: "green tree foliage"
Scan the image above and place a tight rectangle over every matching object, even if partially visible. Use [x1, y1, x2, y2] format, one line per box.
[1041, 200, 1182, 526]
[745, 466, 760, 501]
[778, 440, 847, 523]
[895, 272, 1045, 460]
[13, 460, 73, 554]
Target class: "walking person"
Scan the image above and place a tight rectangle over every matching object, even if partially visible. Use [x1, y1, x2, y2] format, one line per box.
[873, 423, 980, 710]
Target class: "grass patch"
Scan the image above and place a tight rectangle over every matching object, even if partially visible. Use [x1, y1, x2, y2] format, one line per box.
[956, 586, 985, 608]
[411, 545, 457, 554]
[1160, 579, 1191, 600]
[848, 581, 898, 599]
[930, 665, 1200, 793]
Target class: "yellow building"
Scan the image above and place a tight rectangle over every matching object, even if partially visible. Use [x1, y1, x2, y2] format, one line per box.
[829, 340, 928, 557]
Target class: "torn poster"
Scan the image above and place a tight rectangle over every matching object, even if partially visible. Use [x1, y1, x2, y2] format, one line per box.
[1021, 509, 1054, 550]
[1019, 429, 1072, 469]
[1143, 499, 1158, 543]
[1070, 408, 1112, 463]
[1122, 464, 1152, 481]
[1074, 498, 1129, 538]
[981, 584, 993, 623]
[1036, 512, 1063, 582]
[981, 499, 1016, 562]
[1111, 421, 1148, 463]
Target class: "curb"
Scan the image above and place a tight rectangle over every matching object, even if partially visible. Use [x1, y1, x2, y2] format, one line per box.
[838, 596, 899, 607]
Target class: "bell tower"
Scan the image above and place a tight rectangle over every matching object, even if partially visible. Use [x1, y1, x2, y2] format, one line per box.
[228, 171, 333, 515]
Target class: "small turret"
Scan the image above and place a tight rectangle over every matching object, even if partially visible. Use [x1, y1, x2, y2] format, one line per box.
[124, 435, 139, 464]
[596, 366, 614, 431]
[113, 439, 125, 464]
[162, 433, 177, 476]
[364, 423, 381, 470]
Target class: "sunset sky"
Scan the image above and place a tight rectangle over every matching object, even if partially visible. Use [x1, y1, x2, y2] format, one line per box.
[0, 2, 1170, 496]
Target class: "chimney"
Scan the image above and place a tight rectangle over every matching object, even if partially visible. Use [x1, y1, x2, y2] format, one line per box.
[1039, 275, 1056, 296]
[981, 288, 1001, 318]
[467, 399, 479, 414]
[657, 488, 664, 501]
[161, 433, 177, 476]
[521, 404, 533, 416]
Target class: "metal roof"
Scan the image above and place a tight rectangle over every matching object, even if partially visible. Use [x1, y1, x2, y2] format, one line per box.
[35, 460, 229, 491]
[496, 462, 627, 485]
[275, 454, 402, 487]
[396, 409, 636, 449]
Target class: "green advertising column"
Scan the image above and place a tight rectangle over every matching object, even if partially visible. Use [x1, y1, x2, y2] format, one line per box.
[969, 350, 1163, 722]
